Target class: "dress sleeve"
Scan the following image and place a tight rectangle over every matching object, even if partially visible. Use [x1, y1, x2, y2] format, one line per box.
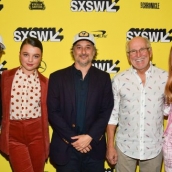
[164, 104, 171, 116]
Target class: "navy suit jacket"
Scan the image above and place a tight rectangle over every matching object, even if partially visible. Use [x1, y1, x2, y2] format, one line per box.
[47, 65, 114, 165]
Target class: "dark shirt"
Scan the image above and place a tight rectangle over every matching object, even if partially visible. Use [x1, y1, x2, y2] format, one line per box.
[73, 66, 89, 134]
[0, 74, 2, 126]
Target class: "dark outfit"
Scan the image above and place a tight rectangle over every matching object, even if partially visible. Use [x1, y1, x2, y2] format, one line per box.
[47, 65, 114, 172]
[0, 74, 2, 126]
[74, 67, 89, 135]
[0, 74, 2, 150]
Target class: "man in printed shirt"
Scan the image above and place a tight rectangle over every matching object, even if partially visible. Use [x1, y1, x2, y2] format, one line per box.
[106, 36, 168, 172]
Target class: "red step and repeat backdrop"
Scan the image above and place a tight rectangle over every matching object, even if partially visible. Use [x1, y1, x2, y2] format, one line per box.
[0, 0, 171, 171]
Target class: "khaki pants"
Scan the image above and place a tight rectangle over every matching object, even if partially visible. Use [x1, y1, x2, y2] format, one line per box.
[115, 145, 162, 172]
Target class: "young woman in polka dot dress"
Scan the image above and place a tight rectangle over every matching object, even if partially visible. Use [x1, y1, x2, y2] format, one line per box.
[0, 37, 49, 172]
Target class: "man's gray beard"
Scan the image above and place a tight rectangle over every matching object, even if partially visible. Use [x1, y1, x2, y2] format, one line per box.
[77, 60, 91, 67]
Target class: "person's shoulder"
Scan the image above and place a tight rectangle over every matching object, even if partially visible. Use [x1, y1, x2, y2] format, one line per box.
[112, 68, 131, 80]
[2, 67, 18, 76]
[50, 66, 72, 76]
[152, 65, 168, 75]
[91, 66, 110, 77]
[38, 71, 48, 83]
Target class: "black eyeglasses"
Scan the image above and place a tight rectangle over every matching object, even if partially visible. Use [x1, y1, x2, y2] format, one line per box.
[127, 47, 150, 56]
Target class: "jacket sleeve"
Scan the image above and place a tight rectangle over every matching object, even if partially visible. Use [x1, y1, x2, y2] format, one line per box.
[0, 75, 2, 127]
[87, 73, 114, 144]
[47, 73, 76, 144]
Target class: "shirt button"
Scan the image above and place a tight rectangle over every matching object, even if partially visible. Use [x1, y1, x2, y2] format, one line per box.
[72, 124, 75, 127]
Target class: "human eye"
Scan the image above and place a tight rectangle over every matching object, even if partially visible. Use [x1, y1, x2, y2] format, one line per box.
[129, 49, 137, 55]
[140, 47, 148, 53]
[23, 53, 28, 57]
[140, 48, 146, 51]
[76, 46, 81, 50]
[86, 46, 91, 50]
[34, 55, 40, 59]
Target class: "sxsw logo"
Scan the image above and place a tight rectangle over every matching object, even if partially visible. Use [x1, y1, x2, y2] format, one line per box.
[13, 27, 64, 42]
[70, 0, 120, 12]
[0, 60, 7, 74]
[0, 0, 3, 11]
[92, 60, 120, 73]
[127, 28, 172, 42]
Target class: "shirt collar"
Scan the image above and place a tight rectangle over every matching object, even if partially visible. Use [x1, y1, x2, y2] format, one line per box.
[18, 67, 38, 79]
[131, 62, 153, 76]
[72, 64, 92, 75]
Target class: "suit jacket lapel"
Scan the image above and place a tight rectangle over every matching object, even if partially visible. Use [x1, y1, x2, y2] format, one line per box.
[38, 71, 47, 102]
[64, 66, 98, 112]
[87, 67, 98, 108]
[2, 68, 18, 121]
[64, 66, 75, 108]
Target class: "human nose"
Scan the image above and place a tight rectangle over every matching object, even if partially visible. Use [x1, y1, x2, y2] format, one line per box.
[136, 50, 142, 57]
[28, 56, 33, 62]
[81, 48, 86, 54]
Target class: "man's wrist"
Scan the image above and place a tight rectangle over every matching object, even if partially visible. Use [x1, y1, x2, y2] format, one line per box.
[107, 143, 115, 149]
[86, 134, 92, 141]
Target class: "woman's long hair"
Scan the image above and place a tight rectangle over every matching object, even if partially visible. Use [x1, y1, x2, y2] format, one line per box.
[165, 47, 172, 105]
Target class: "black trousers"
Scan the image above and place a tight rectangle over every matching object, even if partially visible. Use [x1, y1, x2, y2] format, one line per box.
[56, 148, 104, 172]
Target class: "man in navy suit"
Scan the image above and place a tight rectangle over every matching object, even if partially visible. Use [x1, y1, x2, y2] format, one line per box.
[47, 31, 114, 172]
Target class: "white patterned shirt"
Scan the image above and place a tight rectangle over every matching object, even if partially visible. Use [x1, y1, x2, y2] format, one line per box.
[10, 68, 41, 120]
[108, 64, 168, 160]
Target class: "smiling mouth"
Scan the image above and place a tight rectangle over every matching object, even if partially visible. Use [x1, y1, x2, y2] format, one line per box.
[80, 56, 88, 59]
[135, 58, 144, 62]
